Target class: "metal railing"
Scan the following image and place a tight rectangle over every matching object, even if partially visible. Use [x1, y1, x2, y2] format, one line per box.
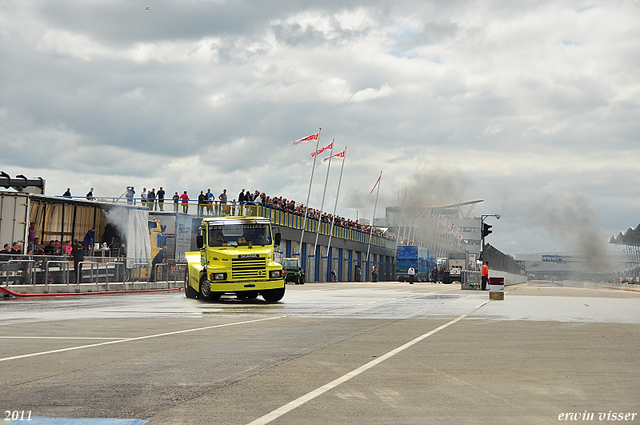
[1, 255, 189, 292]
[104, 261, 126, 290]
[151, 263, 168, 286]
[174, 263, 187, 287]
[1, 262, 21, 287]
[45, 260, 70, 287]
[54, 196, 397, 247]
[76, 261, 98, 286]
[130, 262, 150, 285]
[8, 259, 37, 285]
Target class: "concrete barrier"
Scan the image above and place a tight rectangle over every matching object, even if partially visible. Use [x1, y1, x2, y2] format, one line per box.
[2, 281, 182, 296]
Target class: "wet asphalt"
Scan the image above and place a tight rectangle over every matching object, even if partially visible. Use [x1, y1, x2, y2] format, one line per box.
[1, 281, 639, 424]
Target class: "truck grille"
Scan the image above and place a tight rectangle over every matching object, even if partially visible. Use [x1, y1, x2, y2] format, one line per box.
[232, 257, 267, 279]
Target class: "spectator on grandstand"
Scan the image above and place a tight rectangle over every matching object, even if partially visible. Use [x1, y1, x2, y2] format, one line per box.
[43, 241, 58, 255]
[150, 246, 168, 281]
[28, 237, 41, 253]
[0, 243, 11, 261]
[205, 189, 214, 215]
[198, 191, 206, 216]
[72, 239, 84, 283]
[141, 188, 147, 207]
[11, 241, 22, 255]
[147, 188, 156, 211]
[218, 189, 227, 215]
[172, 191, 179, 211]
[126, 186, 135, 204]
[180, 191, 190, 214]
[83, 228, 94, 256]
[157, 187, 165, 211]
[28, 222, 36, 242]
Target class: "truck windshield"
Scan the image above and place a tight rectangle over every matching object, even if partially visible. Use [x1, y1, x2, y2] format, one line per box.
[283, 259, 299, 268]
[208, 223, 272, 247]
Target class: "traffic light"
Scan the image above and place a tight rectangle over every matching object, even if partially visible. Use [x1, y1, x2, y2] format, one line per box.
[481, 223, 492, 238]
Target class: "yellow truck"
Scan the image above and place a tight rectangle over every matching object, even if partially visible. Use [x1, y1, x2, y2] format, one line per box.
[184, 216, 285, 302]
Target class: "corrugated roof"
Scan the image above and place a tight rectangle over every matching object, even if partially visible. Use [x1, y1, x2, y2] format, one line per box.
[609, 224, 640, 246]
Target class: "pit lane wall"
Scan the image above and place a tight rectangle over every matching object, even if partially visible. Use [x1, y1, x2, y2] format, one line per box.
[491, 270, 527, 286]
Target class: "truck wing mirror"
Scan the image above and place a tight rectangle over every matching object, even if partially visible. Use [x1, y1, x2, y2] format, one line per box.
[274, 232, 281, 246]
[196, 235, 204, 249]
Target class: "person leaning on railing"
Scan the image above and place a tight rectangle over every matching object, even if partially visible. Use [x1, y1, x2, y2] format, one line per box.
[0, 243, 11, 262]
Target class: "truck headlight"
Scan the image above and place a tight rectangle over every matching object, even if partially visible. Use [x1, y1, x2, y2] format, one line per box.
[210, 273, 227, 280]
[269, 270, 283, 279]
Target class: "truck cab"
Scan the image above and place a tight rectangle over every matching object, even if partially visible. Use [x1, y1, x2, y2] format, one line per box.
[185, 216, 285, 302]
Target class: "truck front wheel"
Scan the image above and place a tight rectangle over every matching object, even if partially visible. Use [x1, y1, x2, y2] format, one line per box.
[199, 277, 221, 301]
[262, 287, 285, 303]
[184, 273, 197, 299]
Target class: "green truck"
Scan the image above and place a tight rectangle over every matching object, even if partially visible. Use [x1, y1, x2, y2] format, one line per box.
[282, 257, 304, 285]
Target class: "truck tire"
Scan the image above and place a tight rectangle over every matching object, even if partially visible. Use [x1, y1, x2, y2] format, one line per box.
[184, 273, 197, 299]
[261, 287, 285, 303]
[199, 277, 221, 301]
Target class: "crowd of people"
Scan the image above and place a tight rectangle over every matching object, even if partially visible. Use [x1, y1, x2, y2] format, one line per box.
[0, 223, 96, 283]
[234, 188, 396, 241]
[59, 185, 397, 241]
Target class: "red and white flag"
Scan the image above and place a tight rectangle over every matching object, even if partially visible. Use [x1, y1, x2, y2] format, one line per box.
[311, 142, 333, 158]
[323, 150, 345, 162]
[370, 173, 381, 194]
[292, 132, 319, 145]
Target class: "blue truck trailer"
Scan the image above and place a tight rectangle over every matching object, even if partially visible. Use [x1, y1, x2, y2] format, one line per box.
[396, 245, 433, 282]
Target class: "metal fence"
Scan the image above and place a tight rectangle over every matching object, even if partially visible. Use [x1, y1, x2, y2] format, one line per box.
[1, 253, 187, 290]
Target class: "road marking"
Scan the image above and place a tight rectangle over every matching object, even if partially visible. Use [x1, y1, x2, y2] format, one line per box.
[11, 417, 148, 425]
[246, 301, 489, 425]
[0, 316, 284, 363]
[0, 336, 123, 340]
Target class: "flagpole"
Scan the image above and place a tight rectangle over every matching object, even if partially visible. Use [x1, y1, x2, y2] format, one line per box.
[366, 171, 382, 269]
[313, 139, 334, 265]
[394, 189, 406, 250]
[298, 128, 321, 256]
[327, 146, 346, 260]
[393, 205, 402, 280]
[401, 193, 409, 244]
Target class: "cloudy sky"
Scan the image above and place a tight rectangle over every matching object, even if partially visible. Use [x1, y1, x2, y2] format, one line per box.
[1, 0, 639, 255]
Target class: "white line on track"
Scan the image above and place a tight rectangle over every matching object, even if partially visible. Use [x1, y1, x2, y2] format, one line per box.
[0, 336, 124, 340]
[246, 300, 490, 425]
[0, 316, 284, 363]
